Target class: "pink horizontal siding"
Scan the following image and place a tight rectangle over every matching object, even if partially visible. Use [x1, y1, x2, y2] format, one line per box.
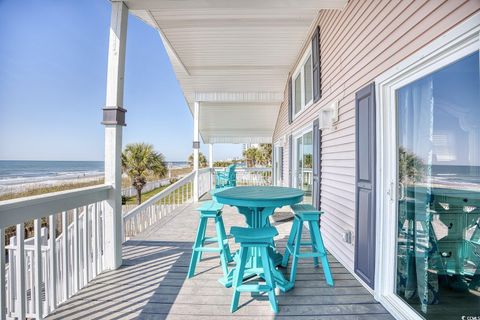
[272, 0, 480, 270]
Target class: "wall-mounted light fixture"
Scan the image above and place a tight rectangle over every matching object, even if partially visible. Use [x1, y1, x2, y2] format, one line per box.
[319, 100, 339, 130]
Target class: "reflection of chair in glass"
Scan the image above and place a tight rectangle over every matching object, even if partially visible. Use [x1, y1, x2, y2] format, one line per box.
[430, 189, 480, 284]
[398, 187, 480, 309]
[397, 193, 444, 310]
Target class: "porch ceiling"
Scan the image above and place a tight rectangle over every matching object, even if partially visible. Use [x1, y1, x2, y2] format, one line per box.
[124, 0, 347, 143]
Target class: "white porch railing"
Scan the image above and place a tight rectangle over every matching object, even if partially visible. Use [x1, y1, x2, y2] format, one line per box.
[121, 178, 171, 197]
[0, 167, 265, 319]
[0, 185, 111, 319]
[213, 167, 272, 186]
[122, 168, 212, 240]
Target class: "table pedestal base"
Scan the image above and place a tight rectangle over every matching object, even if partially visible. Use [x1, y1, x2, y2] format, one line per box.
[216, 201, 301, 293]
[218, 249, 293, 292]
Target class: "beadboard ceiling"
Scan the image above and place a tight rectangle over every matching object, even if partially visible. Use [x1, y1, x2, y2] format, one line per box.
[123, 0, 347, 143]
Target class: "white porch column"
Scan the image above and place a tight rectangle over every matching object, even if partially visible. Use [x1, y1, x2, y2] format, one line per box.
[208, 144, 213, 168]
[208, 143, 214, 189]
[193, 101, 200, 202]
[103, 1, 128, 270]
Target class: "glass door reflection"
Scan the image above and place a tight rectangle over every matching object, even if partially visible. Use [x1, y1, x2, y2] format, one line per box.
[395, 52, 480, 319]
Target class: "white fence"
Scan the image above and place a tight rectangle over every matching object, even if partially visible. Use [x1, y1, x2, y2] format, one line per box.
[213, 167, 272, 186]
[121, 178, 171, 198]
[123, 168, 211, 240]
[0, 185, 110, 319]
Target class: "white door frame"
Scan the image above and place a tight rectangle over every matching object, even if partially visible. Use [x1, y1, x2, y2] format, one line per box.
[292, 126, 313, 190]
[273, 141, 281, 186]
[374, 13, 480, 320]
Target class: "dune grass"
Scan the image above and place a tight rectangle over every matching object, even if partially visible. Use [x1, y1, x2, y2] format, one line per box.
[0, 178, 105, 202]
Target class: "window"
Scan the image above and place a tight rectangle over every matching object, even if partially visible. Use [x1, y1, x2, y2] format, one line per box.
[292, 50, 313, 118]
[294, 129, 313, 204]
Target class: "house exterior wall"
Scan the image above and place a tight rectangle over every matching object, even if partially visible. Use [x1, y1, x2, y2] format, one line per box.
[272, 0, 480, 272]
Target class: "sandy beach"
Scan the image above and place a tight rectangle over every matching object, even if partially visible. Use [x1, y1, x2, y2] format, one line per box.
[0, 172, 104, 197]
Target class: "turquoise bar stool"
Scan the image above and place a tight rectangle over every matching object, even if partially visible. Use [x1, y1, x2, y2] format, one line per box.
[230, 226, 279, 313]
[187, 201, 233, 279]
[282, 204, 334, 287]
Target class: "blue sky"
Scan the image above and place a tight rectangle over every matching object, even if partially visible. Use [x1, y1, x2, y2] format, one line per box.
[0, 0, 242, 162]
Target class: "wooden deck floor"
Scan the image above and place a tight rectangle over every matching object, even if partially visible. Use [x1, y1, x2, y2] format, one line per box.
[46, 200, 394, 320]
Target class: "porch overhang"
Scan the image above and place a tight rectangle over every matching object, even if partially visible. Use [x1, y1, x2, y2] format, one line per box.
[123, 0, 347, 143]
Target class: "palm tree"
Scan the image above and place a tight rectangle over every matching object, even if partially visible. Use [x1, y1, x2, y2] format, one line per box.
[122, 143, 167, 205]
[243, 147, 258, 167]
[258, 144, 272, 166]
[243, 144, 273, 167]
[399, 147, 425, 183]
[188, 152, 208, 168]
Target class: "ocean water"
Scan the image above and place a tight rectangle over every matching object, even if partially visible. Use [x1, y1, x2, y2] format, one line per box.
[431, 164, 480, 186]
[0, 160, 188, 186]
[0, 160, 105, 185]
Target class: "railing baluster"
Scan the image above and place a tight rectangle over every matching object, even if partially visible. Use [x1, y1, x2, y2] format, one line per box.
[97, 202, 104, 271]
[16, 223, 26, 319]
[34, 219, 43, 319]
[73, 208, 80, 293]
[83, 205, 89, 285]
[92, 205, 98, 278]
[0, 228, 6, 320]
[61, 211, 68, 301]
[95, 202, 101, 275]
[48, 214, 57, 311]
[28, 249, 34, 315]
[7, 237, 14, 316]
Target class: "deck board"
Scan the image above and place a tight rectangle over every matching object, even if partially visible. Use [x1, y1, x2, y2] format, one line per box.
[46, 201, 393, 320]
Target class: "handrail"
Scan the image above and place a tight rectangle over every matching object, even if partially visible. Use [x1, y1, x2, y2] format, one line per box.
[0, 184, 111, 229]
[122, 178, 170, 197]
[122, 168, 213, 240]
[123, 171, 195, 220]
[1, 184, 111, 319]
[222, 166, 272, 186]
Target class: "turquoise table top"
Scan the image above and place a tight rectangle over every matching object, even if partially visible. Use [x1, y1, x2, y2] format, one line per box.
[213, 186, 304, 292]
[214, 186, 304, 208]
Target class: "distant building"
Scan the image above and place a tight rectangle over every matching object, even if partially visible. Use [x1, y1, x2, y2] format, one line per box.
[242, 143, 260, 152]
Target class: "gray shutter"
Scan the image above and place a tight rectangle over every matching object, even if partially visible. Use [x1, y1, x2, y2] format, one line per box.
[288, 135, 293, 187]
[312, 119, 321, 210]
[312, 26, 321, 103]
[288, 77, 293, 124]
[354, 82, 376, 289]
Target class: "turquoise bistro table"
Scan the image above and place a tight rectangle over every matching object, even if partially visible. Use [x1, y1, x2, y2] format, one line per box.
[214, 186, 304, 292]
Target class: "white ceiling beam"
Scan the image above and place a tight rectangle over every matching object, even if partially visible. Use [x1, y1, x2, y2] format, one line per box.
[124, 0, 347, 11]
[206, 135, 273, 144]
[194, 92, 283, 103]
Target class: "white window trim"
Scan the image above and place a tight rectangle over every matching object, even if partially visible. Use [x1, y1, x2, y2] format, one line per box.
[375, 13, 479, 320]
[292, 48, 314, 120]
[273, 141, 282, 186]
[292, 126, 313, 191]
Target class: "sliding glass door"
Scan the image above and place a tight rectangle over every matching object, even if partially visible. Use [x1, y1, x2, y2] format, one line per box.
[294, 130, 313, 204]
[395, 52, 479, 319]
